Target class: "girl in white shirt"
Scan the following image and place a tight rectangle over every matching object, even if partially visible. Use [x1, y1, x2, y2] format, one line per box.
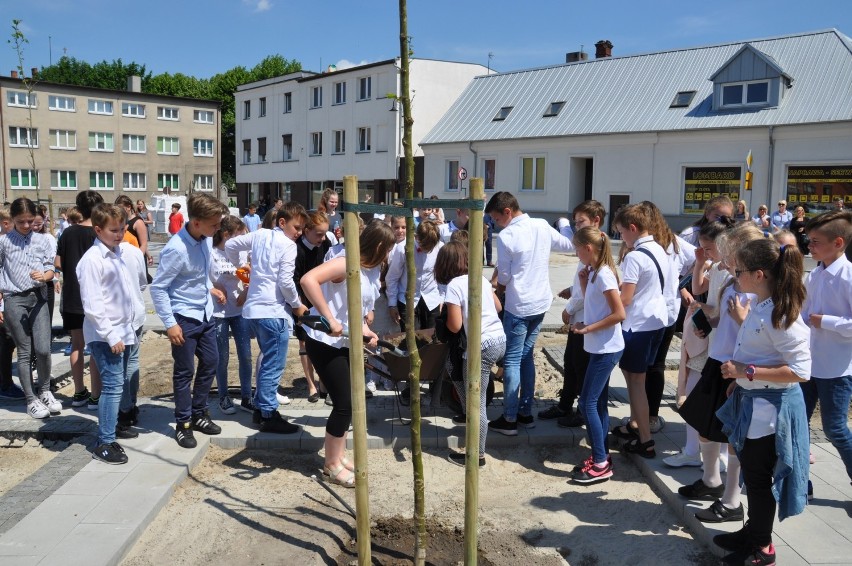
[569, 227, 625, 484]
[386, 220, 444, 332]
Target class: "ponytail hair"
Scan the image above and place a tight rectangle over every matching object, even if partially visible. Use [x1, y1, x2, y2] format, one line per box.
[639, 200, 679, 255]
[735, 238, 805, 329]
[573, 226, 619, 284]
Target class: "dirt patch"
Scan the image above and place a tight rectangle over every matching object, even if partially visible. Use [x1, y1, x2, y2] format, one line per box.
[0, 440, 59, 497]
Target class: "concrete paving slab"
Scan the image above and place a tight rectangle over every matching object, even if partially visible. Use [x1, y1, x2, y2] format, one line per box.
[52, 469, 127, 497]
[0, 494, 100, 557]
[83, 462, 186, 526]
[39, 524, 138, 566]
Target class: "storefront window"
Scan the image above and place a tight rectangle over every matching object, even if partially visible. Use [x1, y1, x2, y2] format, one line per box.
[683, 166, 741, 215]
[786, 165, 852, 217]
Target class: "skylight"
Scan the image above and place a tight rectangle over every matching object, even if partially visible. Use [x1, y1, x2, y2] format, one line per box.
[493, 106, 514, 121]
[670, 91, 696, 108]
[543, 101, 565, 117]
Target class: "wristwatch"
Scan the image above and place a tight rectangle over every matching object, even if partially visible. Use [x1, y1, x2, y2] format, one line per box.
[745, 364, 756, 381]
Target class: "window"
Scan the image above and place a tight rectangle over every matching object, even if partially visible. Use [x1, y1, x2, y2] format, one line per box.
[282, 134, 293, 160]
[310, 132, 322, 156]
[158, 106, 179, 120]
[48, 95, 75, 112]
[721, 80, 770, 107]
[121, 103, 146, 118]
[242, 139, 251, 164]
[122, 134, 146, 153]
[51, 170, 77, 190]
[157, 136, 179, 155]
[193, 174, 214, 192]
[358, 77, 372, 101]
[257, 137, 267, 162]
[282, 92, 292, 113]
[446, 160, 459, 191]
[193, 109, 214, 123]
[123, 172, 146, 191]
[10, 169, 38, 189]
[8, 126, 37, 148]
[670, 91, 696, 108]
[259, 97, 266, 117]
[88, 132, 114, 152]
[193, 138, 214, 157]
[333, 130, 345, 154]
[89, 171, 114, 190]
[311, 86, 322, 109]
[49, 129, 76, 150]
[334, 82, 346, 105]
[521, 157, 546, 191]
[482, 158, 496, 191]
[357, 127, 371, 152]
[543, 101, 565, 117]
[88, 99, 113, 114]
[493, 106, 513, 121]
[7, 91, 36, 107]
[158, 173, 180, 191]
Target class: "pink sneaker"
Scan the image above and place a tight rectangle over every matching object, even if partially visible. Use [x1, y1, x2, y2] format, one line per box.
[809, 452, 815, 465]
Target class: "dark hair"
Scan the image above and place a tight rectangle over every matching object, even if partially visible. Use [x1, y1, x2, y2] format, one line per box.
[276, 201, 308, 225]
[360, 220, 395, 268]
[805, 209, 852, 243]
[735, 238, 805, 329]
[434, 241, 469, 285]
[114, 195, 134, 209]
[262, 209, 277, 229]
[449, 229, 469, 246]
[75, 190, 104, 220]
[698, 216, 736, 242]
[213, 215, 246, 246]
[573, 199, 606, 223]
[415, 220, 440, 252]
[613, 203, 651, 233]
[171, 203, 181, 210]
[9, 197, 36, 218]
[317, 188, 338, 214]
[484, 191, 520, 214]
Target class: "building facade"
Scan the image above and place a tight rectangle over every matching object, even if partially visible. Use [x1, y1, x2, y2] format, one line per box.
[234, 58, 489, 211]
[0, 75, 221, 208]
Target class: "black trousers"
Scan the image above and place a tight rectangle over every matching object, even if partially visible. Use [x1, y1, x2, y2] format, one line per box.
[559, 330, 589, 410]
[645, 323, 676, 418]
[741, 435, 777, 548]
[305, 337, 352, 438]
[398, 297, 439, 333]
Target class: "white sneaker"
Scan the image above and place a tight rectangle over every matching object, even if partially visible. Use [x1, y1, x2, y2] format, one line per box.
[39, 390, 62, 414]
[219, 396, 237, 415]
[663, 451, 702, 468]
[276, 393, 291, 405]
[27, 399, 50, 419]
[366, 380, 377, 393]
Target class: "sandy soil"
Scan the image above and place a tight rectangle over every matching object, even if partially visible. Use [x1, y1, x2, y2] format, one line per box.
[0, 440, 60, 497]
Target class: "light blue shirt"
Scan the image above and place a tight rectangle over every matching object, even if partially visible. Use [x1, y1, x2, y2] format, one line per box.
[771, 209, 792, 231]
[242, 213, 261, 232]
[150, 226, 214, 329]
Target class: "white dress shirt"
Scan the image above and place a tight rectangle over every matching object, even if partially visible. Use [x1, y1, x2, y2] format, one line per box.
[582, 266, 624, 354]
[385, 240, 444, 310]
[564, 266, 585, 324]
[444, 275, 504, 343]
[620, 235, 669, 332]
[802, 255, 852, 378]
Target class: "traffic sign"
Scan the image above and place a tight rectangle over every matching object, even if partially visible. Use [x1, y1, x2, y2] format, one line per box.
[458, 167, 468, 181]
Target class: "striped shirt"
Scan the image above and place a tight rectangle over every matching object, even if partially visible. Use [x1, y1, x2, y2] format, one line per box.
[0, 230, 55, 294]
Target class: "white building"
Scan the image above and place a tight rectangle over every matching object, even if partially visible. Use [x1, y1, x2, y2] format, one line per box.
[420, 30, 852, 233]
[234, 58, 489, 210]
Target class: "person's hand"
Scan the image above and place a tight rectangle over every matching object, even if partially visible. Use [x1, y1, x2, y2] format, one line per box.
[577, 265, 590, 284]
[111, 341, 125, 355]
[147, 255, 154, 266]
[389, 306, 401, 324]
[809, 313, 823, 329]
[725, 380, 738, 398]
[30, 270, 45, 283]
[727, 295, 750, 324]
[694, 247, 706, 264]
[365, 311, 374, 326]
[681, 289, 695, 305]
[557, 287, 571, 300]
[570, 322, 588, 335]
[166, 324, 184, 346]
[328, 318, 344, 337]
[211, 288, 226, 305]
[0, 311, 4, 324]
[364, 329, 379, 348]
[721, 360, 743, 379]
[292, 305, 308, 319]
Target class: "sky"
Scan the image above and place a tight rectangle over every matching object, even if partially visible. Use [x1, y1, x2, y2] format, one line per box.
[2, 0, 851, 79]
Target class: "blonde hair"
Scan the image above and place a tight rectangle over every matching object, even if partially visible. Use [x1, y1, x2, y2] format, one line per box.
[573, 226, 619, 284]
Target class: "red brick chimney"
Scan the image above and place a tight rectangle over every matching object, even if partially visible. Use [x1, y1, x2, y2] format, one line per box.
[10, 70, 18, 79]
[595, 40, 613, 58]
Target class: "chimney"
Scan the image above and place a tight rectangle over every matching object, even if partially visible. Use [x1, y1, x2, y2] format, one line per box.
[595, 40, 613, 59]
[127, 75, 141, 93]
[10, 70, 18, 79]
[31, 67, 38, 77]
[566, 51, 588, 63]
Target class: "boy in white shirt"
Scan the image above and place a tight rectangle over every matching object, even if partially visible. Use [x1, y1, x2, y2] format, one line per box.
[77, 204, 147, 465]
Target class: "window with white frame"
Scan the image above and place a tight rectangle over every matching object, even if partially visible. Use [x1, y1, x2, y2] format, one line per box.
[48, 95, 76, 112]
[257, 137, 267, 162]
[123, 172, 146, 191]
[446, 160, 460, 191]
[158, 173, 179, 191]
[282, 92, 292, 113]
[122, 134, 146, 153]
[193, 174, 214, 192]
[121, 103, 146, 118]
[357, 127, 371, 152]
[242, 139, 251, 163]
[88, 132, 114, 152]
[311, 86, 322, 109]
[158, 106, 179, 120]
[49, 129, 76, 150]
[358, 76, 372, 101]
[482, 158, 496, 191]
[243, 100, 251, 119]
[259, 97, 266, 117]
[333, 130, 345, 154]
[89, 171, 114, 190]
[520, 156, 545, 191]
[310, 132, 322, 156]
[193, 138, 214, 157]
[88, 99, 113, 114]
[334, 81, 346, 105]
[51, 170, 77, 190]
[8, 126, 37, 148]
[282, 134, 293, 160]
[10, 168, 38, 189]
[193, 109, 214, 123]
[157, 136, 179, 155]
[721, 80, 770, 108]
[7, 91, 36, 107]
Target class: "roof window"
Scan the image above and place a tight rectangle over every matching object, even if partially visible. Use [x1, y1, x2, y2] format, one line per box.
[493, 106, 513, 121]
[670, 91, 696, 108]
[543, 101, 565, 117]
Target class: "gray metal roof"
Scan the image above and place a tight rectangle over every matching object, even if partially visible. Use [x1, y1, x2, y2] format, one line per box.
[421, 29, 852, 145]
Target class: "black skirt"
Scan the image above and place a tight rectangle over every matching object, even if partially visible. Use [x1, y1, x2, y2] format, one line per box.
[679, 357, 733, 443]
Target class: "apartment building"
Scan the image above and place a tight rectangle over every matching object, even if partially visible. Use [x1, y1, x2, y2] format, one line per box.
[0, 74, 221, 207]
[234, 58, 489, 210]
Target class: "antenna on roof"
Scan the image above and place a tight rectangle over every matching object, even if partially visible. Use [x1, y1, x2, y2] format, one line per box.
[487, 52, 494, 73]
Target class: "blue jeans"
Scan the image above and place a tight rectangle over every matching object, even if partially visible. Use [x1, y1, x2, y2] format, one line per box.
[215, 315, 253, 401]
[578, 351, 622, 463]
[171, 314, 218, 423]
[801, 375, 852, 480]
[90, 341, 132, 445]
[249, 318, 290, 417]
[502, 310, 545, 420]
[120, 327, 142, 413]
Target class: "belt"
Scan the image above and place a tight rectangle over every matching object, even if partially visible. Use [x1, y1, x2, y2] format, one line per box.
[7, 287, 42, 298]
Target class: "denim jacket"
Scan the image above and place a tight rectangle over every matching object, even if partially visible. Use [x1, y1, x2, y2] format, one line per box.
[716, 385, 809, 520]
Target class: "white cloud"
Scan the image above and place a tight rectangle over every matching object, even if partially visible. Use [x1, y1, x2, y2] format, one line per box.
[243, 0, 272, 13]
[334, 58, 369, 70]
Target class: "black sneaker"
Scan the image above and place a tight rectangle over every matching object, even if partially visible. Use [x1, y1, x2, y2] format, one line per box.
[118, 409, 134, 427]
[115, 425, 139, 439]
[92, 442, 128, 465]
[451, 414, 466, 426]
[695, 499, 744, 523]
[488, 415, 518, 436]
[722, 544, 775, 566]
[572, 460, 614, 485]
[516, 414, 536, 429]
[557, 411, 585, 428]
[537, 405, 567, 420]
[239, 397, 256, 413]
[678, 478, 725, 500]
[71, 387, 90, 408]
[713, 522, 752, 552]
[111, 442, 126, 455]
[807, 479, 813, 501]
[175, 422, 197, 448]
[258, 411, 300, 434]
[399, 386, 410, 406]
[447, 452, 485, 468]
[192, 413, 222, 435]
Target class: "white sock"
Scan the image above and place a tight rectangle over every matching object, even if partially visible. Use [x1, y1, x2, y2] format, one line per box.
[719, 445, 729, 470]
[721, 453, 742, 508]
[700, 441, 722, 488]
[683, 370, 701, 456]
